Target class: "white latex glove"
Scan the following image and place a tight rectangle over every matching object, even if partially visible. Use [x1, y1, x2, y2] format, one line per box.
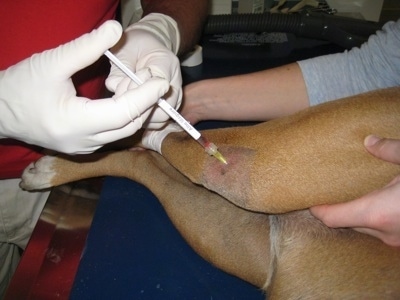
[141, 123, 183, 154]
[0, 20, 169, 154]
[106, 13, 182, 129]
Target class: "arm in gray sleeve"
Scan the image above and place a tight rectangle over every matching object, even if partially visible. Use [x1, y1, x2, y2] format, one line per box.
[297, 19, 400, 107]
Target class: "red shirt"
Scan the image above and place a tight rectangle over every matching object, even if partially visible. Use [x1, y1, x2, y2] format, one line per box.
[0, 0, 119, 179]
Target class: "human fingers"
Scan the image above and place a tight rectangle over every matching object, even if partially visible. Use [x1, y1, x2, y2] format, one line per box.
[309, 198, 371, 229]
[311, 175, 400, 246]
[83, 77, 169, 132]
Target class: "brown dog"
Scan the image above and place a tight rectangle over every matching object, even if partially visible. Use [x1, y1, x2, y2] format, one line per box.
[21, 87, 400, 299]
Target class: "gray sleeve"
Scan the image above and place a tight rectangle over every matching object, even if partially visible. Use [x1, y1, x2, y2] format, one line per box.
[297, 19, 400, 106]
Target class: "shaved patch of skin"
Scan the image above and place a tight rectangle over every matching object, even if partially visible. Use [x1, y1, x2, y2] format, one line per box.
[201, 146, 256, 209]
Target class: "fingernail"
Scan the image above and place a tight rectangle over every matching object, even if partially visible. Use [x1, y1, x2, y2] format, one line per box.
[364, 135, 381, 147]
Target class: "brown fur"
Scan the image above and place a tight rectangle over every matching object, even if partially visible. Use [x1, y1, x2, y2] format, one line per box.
[21, 87, 400, 298]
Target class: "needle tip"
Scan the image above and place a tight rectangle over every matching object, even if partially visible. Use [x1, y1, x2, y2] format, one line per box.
[213, 151, 228, 164]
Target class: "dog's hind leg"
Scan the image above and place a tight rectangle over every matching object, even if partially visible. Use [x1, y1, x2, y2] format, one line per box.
[20, 149, 273, 290]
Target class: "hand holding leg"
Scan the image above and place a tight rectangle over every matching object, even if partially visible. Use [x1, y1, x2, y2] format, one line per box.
[311, 136, 400, 247]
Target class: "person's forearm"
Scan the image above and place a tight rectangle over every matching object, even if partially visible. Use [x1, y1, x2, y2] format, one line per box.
[141, 0, 209, 55]
[182, 62, 310, 123]
[299, 20, 400, 106]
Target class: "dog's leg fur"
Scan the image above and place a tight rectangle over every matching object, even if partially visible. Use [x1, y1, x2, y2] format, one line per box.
[266, 210, 400, 298]
[160, 88, 400, 212]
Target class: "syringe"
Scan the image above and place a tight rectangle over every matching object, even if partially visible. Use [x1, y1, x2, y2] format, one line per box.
[104, 50, 227, 164]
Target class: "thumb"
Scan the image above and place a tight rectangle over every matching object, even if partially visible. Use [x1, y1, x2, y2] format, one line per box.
[364, 135, 400, 164]
[310, 199, 369, 229]
[141, 123, 183, 153]
[45, 20, 123, 78]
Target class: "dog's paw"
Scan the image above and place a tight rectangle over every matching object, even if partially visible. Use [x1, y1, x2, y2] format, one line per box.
[20, 156, 57, 190]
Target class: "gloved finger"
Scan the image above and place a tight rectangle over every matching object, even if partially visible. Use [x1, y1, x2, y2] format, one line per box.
[129, 68, 153, 87]
[135, 53, 178, 89]
[105, 38, 145, 92]
[84, 107, 159, 154]
[120, 78, 169, 122]
[364, 135, 400, 165]
[143, 84, 182, 128]
[136, 50, 179, 80]
[108, 68, 152, 96]
[143, 105, 174, 129]
[139, 56, 182, 125]
[45, 20, 123, 79]
[112, 77, 132, 96]
[81, 77, 169, 132]
[105, 72, 125, 92]
[106, 62, 133, 93]
[145, 55, 182, 106]
[106, 59, 141, 92]
[60, 118, 144, 155]
[88, 118, 144, 147]
[106, 51, 174, 94]
[67, 145, 102, 155]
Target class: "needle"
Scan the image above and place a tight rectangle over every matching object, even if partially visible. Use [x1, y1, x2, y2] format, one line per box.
[104, 50, 227, 164]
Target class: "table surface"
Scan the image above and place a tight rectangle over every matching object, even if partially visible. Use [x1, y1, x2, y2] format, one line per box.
[6, 33, 344, 299]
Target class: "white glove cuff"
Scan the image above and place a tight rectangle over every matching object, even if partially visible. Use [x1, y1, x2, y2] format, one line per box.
[126, 13, 181, 55]
[142, 122, 183, 154]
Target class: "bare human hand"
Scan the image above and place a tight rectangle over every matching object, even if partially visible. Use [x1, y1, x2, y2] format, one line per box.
[310, 135, 400, 247]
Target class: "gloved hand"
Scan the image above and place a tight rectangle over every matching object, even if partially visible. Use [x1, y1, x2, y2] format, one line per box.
[0, 20, 169, 154]
[106, 13, 182, 129]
